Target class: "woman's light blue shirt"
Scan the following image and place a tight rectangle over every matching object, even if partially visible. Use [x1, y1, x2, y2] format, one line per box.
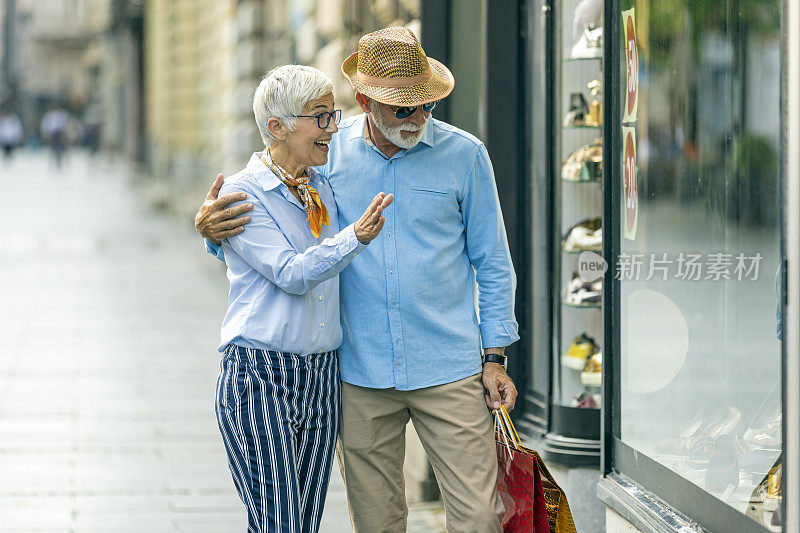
[215, 153, 366, 354]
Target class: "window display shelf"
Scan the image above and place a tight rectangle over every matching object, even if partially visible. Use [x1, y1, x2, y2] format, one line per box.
[561, 246, 603, 254]
[561, 300, 602, 309]
[562, 177, 602, 183]
[564, 56, 603, 63]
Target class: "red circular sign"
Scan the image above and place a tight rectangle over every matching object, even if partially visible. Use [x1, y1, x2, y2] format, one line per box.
[623, 131, 637, 232]
[625, 17, 638, 117]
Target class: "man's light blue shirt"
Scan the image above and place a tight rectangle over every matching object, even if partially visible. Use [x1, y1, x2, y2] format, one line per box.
[208, 116, 519, 390]
[212, 153, 366, 354]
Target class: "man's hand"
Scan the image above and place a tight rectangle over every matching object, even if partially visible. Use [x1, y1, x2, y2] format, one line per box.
[482, 363, 517, 412]
[194, 174, 255, 244]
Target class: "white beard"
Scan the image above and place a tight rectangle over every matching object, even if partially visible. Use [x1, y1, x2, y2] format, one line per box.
[369, 101, 427, 150]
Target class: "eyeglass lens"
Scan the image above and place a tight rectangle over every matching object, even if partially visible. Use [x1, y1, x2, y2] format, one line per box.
[394, 101, 437, 119]
[317, 110, 342, 128]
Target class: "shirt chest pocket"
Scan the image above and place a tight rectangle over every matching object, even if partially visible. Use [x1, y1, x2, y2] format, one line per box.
[408, 186, 460, 229]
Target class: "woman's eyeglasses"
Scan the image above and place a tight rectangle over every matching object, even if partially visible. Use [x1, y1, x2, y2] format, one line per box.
[293, 109, 343, 129]
[391, 101, 438, 119]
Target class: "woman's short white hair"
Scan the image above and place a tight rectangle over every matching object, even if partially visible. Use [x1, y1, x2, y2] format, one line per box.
[253, 65, 334, 145]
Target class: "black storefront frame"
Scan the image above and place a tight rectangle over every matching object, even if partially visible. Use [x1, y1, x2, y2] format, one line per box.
[510, 0, 605, 467]
[599, 1, 790, 532]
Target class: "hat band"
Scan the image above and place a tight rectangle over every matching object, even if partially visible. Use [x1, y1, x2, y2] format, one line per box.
[356, 67, 433, 88]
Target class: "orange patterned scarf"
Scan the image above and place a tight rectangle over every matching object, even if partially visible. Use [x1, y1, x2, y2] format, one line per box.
[261, 150, 329, 238]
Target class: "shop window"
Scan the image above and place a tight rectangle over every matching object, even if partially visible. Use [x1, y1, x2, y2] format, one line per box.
[613, 0, 783, 530]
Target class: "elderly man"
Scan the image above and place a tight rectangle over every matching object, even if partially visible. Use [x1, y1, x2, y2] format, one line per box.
[197, 27, 519, 532]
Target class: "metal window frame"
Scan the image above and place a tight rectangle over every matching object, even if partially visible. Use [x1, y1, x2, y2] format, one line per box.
[517, 0, 555, 437]
[784, 0, 799, 530]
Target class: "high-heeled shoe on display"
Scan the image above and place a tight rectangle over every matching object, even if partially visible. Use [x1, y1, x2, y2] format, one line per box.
[563, 92, 590, 126]
[585, 79, 603, 127]
[570, 25, 603, 59]
[562, 217, 602, 251]
[561, 139, 603, 181]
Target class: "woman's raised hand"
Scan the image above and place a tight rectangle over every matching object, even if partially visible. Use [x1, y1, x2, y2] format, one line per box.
[354, 192, 394, 244]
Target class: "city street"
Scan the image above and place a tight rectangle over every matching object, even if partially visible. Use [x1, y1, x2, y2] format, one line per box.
[0, 151, 445, 532]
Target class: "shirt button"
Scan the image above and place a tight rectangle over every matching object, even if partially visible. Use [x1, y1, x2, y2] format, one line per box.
[320, 322, 325, 327]
[392, 302, 396, 308]
[389, 269, 393, 274]
[318, 296, 323, 301]
[388, 232, 392, 236]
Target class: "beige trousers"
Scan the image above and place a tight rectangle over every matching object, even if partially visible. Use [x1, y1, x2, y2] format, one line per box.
[336, 374, 503, 533]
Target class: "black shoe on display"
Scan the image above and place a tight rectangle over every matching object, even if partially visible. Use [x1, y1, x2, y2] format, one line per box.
[565, 272, 602, 305]
[563, 92, 589, 126]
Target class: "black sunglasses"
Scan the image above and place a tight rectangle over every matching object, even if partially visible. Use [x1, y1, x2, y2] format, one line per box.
[391, 101, 438, 119]
[293, 109, 342, 129]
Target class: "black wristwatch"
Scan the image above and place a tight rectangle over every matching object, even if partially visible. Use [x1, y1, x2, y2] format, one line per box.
[483, 353, 507, 368]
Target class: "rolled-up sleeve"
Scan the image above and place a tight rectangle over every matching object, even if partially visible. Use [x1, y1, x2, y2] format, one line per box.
[205, 239, 225, 261]
[460, 143, 520, 349]
[221, 183, 366, 295]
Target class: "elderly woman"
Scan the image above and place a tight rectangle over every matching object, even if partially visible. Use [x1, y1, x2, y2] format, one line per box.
[213, 65, 393, 533]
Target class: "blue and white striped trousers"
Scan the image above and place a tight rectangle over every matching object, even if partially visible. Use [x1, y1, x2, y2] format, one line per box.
[215, 345, 340, 533]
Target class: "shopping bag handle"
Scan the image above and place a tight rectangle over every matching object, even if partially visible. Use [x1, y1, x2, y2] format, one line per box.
[494, 405, 523, 450]
[499, 405, 523, 448]
[494, 409, 517, 467]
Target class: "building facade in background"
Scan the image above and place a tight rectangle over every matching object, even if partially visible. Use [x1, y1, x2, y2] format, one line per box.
[1, 0, 109, 137]
[0, 0, 141, 160]
[143, 0, 420, 215]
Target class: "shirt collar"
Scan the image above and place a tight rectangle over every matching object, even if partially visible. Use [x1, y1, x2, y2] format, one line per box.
[245, 152, 321, 192]
[349, 113, 436, 149]
[417, 119, 435, 147]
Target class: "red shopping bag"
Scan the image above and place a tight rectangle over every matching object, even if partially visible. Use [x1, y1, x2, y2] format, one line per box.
[495, 407, 551, 532]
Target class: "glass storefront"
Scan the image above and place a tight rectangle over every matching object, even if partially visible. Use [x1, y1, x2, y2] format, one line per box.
[518, 0, 788, 530]
[607, 0, 785, 530]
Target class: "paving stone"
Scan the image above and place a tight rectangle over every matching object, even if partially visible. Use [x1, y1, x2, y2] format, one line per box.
[72, 494, 172, 511]
[0, 454, 72, 492]
[71, 509, 179, 529]
[168, 492, 242, 512]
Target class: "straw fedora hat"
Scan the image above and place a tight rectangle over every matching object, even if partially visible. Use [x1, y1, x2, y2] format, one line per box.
[341, 26, 455, 107]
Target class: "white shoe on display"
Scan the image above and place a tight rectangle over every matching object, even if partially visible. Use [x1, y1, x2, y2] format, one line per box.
[571, 26, 603, 59]
[572, 0, 603, 40]
[564, 226, 602, 252]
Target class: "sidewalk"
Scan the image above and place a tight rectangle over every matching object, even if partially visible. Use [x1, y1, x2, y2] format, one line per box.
[0, 151, 444, 532]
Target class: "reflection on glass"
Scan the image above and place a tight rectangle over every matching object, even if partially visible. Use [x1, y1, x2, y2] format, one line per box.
[618, 0, 782, 527]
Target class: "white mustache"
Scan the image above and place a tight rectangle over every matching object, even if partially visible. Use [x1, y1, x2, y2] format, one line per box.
[397, 123, 423, 132]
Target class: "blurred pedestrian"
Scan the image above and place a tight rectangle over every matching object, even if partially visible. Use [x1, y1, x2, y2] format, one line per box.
[40, 105, 70, 169]
[0, 110, 23, 161]
[82, 103, 104, 155]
